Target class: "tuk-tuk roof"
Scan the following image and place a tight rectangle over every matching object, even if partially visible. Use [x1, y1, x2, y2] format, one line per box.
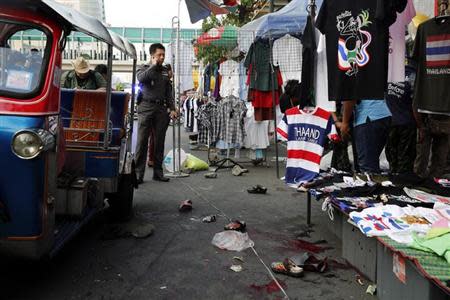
[2, 0, 137, 59]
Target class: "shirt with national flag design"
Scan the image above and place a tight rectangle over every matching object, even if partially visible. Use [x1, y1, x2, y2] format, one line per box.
[277, 106, 339, 187]
[412, 19, 450, 114]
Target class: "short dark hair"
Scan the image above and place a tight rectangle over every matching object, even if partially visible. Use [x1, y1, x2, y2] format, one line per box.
[94, 64, 108, 75]
[149, 43, 165, 55]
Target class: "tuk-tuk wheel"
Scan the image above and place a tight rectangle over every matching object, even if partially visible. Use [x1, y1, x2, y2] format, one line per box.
[107, 173, 134, 222]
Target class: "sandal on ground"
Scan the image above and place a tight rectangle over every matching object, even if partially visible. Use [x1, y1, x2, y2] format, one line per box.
[147, 161, 154, 168]
[224, 220, 246, 232]
[271, 261, 304, 278]
[179, 200, 193, 212]
[247, 185, 267, 194]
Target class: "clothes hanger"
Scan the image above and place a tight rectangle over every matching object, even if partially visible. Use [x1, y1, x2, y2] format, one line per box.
[435, 0, 449, 24]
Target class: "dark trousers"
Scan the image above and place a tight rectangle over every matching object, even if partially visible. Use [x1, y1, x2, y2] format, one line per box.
[414, 115, 450, 178]
[331, 139, 352, 173]
[354, 117, 391, 173]
[386, 125, 416, 174]
[135, 103, 170, 179]
[147, 129, 154, 163]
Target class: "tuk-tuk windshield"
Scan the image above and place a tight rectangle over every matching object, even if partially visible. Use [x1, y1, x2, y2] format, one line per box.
[0, 21, 49, 99]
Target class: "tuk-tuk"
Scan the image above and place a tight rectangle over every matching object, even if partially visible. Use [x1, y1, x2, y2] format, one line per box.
[0, 0, 138, 259]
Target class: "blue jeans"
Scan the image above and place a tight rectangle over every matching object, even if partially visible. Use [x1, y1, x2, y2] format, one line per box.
[353, 117, 391, 173]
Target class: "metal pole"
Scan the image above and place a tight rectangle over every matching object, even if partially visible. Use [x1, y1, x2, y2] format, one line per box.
[103, 44, 113, 149]
[128, 59, 137, 151]
[167, 1, 188, 178]
[269, 37, 280, 179]
[307, 192, 312, 225]
[176, 0, 182, 172]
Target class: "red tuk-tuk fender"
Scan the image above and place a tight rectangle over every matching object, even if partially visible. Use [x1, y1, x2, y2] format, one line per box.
[0, 6, 62, 116]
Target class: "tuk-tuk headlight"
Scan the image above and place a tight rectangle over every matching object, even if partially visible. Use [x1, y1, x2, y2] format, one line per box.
[11, 129, 55, 160]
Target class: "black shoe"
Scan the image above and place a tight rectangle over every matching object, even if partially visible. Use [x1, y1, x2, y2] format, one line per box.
[153, 176, 170, 182]
[137, 177, 144, 184]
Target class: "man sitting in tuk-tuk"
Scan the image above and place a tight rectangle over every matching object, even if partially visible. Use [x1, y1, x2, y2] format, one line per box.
[61, 56, 107, 90]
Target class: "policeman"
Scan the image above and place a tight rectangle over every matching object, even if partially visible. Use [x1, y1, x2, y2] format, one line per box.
[135, 43, 177, 183]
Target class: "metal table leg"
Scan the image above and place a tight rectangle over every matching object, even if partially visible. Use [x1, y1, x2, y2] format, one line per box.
[307, 192, 311, 226]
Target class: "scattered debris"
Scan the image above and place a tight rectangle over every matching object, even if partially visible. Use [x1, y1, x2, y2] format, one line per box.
[247, 185, 267, 194]
[366, 284, 377, 295]
[179, 200, 193, 212]
[224, 220, 246, 232]
[160, 286, 167, 290]
[356, 275, 364, 286]
[271, 261, 304, 278]
[211, 231, 254, 252]
[232, 165, 248, 176]
[190, 217, 201, 222]
[230, 265, 243, 272]
[233, 256, 244, 263]
[204, 172, 217, 179]
[202, 215, 216, 223]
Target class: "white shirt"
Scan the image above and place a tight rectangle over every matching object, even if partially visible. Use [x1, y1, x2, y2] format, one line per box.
[166, 41, 195, 93]
[219, 60, 240, 98]
[315, 30, 336, 113]
[273, 34, 303, 84]
[388, 0, 416, 82]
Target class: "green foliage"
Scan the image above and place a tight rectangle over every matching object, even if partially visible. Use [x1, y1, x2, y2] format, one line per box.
[196, 0, 263, 64]
[115, 82, 125, 91]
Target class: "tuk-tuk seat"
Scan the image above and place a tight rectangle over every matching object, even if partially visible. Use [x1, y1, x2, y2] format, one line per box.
[60, 89, 129, 147]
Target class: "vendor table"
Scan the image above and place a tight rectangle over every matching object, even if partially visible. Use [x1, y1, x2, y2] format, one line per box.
[305, 190, 450, 299]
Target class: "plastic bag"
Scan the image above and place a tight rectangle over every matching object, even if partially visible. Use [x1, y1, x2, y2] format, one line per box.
[183, 154, 209, 171]
[211, 231, 254, 252]
[164, 149, 188, 173]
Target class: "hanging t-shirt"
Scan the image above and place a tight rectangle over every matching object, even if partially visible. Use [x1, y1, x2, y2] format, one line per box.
[412, 18, 450, 114]
[315, 29, 337, 112]
[219, 60, 240, 98]
[316, 0, 407, 101]
[277, 107, 338, 187]
[273, 34, 303, 84]
[300, 17, 317, 106]
[388, 0, 416, 82]
[166, 41, 195, 93]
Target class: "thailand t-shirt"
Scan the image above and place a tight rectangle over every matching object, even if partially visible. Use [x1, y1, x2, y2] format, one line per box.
[316, 0, 407, 101]
[277, 107, 338, 187]
[412, 18, 450, 114]
[388, 0, 416, 82]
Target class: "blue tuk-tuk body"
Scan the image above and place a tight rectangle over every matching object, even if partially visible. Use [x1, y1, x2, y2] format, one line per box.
[0, 0, 137, 259]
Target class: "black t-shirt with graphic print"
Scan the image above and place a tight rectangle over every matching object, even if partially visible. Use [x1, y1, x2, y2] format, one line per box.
[316, 0, 407, 101]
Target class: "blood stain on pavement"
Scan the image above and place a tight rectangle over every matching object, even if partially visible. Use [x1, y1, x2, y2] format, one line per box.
[249, 279, 287, 294]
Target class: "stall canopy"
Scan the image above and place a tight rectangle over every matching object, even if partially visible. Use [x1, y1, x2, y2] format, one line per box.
[185, 0, 239, 24]
[197, 25, 238, 49]
[238, 0, 323, 51]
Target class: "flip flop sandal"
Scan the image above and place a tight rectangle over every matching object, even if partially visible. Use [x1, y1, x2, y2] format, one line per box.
[179, 200, 193, 212]
[224, 220, 246, 232]
[271, 262, 304, 278]
[247, 185, 267, 194]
